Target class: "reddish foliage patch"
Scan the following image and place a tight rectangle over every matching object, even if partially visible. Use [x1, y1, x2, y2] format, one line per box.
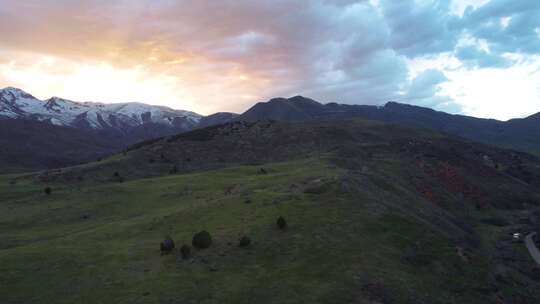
[418, 162, 489, 209]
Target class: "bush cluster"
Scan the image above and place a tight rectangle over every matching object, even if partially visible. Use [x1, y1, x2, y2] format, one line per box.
[159, 217, 288, 258]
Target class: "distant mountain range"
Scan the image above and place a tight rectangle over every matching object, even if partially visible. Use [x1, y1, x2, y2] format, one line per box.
[1, 87, 539, 172]
[0, 87, 236, 171]
[0, 87, 203, 131]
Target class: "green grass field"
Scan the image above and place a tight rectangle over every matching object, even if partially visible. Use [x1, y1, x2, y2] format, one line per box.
[0, 157, 528, 303]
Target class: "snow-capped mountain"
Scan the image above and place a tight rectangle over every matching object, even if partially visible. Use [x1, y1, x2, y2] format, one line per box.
[0, 87, 202, 131]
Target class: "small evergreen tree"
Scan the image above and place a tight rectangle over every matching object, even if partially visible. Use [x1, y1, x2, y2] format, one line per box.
[180, 244, 191, 259]
[239, 236, 251, 247]
[277, 216, 287, 230]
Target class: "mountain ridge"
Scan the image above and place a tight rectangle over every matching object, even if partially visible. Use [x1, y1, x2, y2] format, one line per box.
[236, 96, 540, 156]
[2, 87, 540, 172]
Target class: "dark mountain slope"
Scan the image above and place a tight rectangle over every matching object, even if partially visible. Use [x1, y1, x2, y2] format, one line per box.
[0, 118, 211, 173]
[237, 96, 540, 156]
[0, 119, 124, 173]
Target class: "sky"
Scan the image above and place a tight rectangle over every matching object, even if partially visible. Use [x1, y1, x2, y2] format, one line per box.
[0, 0, 539, 120]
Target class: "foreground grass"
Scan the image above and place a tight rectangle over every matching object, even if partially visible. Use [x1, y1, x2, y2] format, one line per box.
[0, 158, 490, 304]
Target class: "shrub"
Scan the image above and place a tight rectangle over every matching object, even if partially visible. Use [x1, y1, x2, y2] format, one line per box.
[192, 231, 212, 249]
[180, 244, 191, 260]
[44, 187, 52, 195]
[239, 236, 251, 247]
[277, 216, 287, 230]
[112, 172, 124, 183]
[258, 168, 268, 175]
[160, 237, 175, 253]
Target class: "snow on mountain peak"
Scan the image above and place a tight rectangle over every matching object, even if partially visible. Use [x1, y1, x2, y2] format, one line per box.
[0, 87, 202, 131]
[1, 87, 36, 101]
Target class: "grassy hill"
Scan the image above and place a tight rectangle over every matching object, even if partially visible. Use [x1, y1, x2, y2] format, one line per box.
[2, 120, 540, 303]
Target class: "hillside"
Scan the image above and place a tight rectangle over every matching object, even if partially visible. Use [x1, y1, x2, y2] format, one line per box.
[2, 120, 540, 303]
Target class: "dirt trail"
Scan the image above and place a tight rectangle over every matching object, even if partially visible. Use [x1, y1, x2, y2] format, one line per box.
[525, 232, 540, 266]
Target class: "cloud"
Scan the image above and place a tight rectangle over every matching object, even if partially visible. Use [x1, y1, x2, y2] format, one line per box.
[461, 0, 540, 54]
[398, 69, 462, 113]
[455, 45, 512, 68]
[407, 69, 449, 98]
[0, 0, 539, 119]
[380, 0, 461, 57]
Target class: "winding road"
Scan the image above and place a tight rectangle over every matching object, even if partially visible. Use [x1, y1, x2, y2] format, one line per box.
[525, 232, 540, 266]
